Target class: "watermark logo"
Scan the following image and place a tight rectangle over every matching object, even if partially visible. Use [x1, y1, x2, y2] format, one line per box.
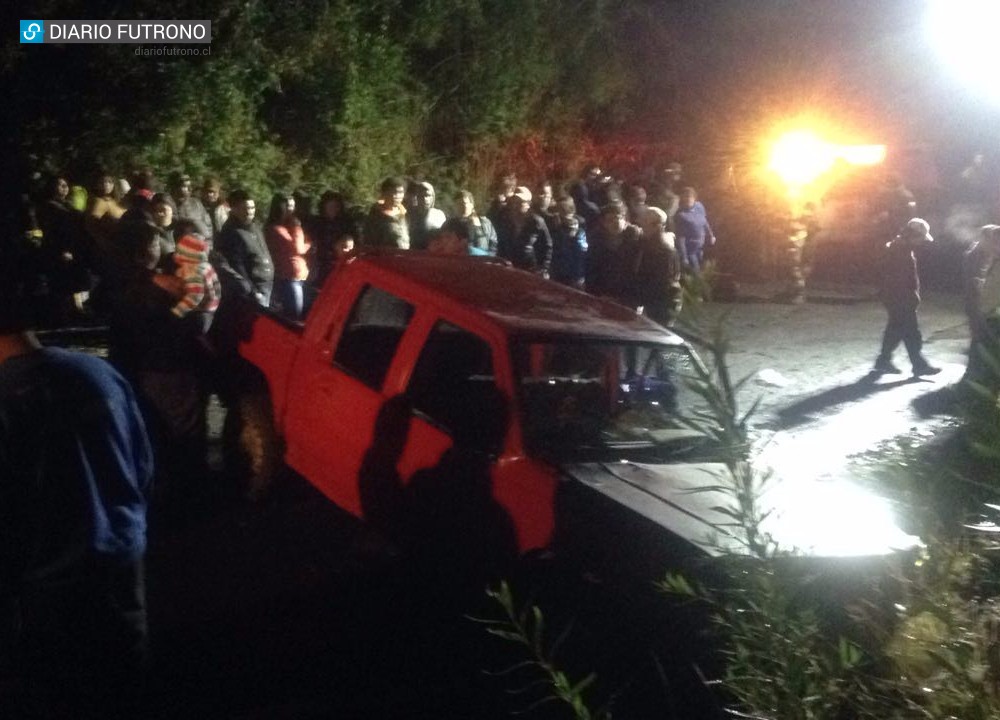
[20, 20, 44, 43]
[17, 20, 210, 44]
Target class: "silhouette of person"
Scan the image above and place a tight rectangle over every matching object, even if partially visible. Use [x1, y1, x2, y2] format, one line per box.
[358, 394, 413, 537]
[403, 385, 518, 584]
[358, 389, 518, 587]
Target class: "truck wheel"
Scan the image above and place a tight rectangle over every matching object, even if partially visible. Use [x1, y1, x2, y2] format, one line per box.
[223, 392, 280, 500]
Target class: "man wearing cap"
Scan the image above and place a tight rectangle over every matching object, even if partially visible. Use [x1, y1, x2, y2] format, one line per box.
[169, 171, 212, 241]
[872, 217, 941, 376]
[0, 284, 154, 717]
[496, 186, 553, 276]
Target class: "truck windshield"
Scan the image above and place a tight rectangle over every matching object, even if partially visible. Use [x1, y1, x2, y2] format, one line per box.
[512, 339, 711, 462]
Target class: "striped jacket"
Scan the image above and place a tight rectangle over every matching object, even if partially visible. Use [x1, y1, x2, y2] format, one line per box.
[173, 234, 221, 318]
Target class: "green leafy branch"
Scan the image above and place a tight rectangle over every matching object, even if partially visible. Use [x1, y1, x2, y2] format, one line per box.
[470, 581, 613, 720]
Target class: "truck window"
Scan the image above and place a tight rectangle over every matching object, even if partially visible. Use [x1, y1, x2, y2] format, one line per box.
[513, 339, 708, 461]
[333, 285, 415, 390]
[408, 322, 501, 444]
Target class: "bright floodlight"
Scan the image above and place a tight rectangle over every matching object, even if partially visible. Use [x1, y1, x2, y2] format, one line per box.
[768, 131, 886, 190]
[927, 0, 1000, 103]
[838, 145, 887, 166]
[768, 130, 837, 187]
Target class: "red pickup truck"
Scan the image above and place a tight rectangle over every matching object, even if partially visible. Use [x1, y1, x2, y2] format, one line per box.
[226, 253, 914, 569]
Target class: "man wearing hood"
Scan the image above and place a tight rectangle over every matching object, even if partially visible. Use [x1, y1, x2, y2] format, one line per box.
[408, 181, 446, 251]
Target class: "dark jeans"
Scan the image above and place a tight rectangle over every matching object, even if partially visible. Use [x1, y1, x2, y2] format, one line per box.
[879, 303, 923, 365]
[274, 279, 304, 319]
[2, 557, 148, 719]
[681, 238, 705, 273]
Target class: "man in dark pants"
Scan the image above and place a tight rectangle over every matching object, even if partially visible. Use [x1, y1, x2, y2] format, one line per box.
[873, 218, 941, 376]
[0, 285, 154, 719]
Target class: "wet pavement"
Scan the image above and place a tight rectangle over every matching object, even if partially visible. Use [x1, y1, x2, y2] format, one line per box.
[701, 282, 968, 482]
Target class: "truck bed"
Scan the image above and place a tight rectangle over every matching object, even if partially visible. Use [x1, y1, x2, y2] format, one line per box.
[237, 305, 306, 432]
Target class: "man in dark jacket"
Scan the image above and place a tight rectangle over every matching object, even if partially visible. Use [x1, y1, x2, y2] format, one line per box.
[569, 166, 603, 232]
[213, 189, 273, 306]
[454, 190, 497, 255]
[363, 177, 410, 250]
[549, 196, 588, 289]
[586, 201, 642, 307]
[873, 218, 940, 376]
[496, 187, 553, 276]
[636, 206, 683, 327]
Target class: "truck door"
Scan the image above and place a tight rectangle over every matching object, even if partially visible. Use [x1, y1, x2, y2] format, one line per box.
[396, 320, 555, 553]
[399, 320, 501, 477]
[289, 283, 416, 514]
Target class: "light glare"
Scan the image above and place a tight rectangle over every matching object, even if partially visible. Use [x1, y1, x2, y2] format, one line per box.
[762, 480, 916, 556]
[768, 131, 887, 190]
[927, 0, 1000, 103]
[838, 144, 887, 166]
[769, 131, 836, 187]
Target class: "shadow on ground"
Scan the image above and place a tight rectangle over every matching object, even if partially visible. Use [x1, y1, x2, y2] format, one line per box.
[768, 374, 920, 430]
[911, 384, 968, 419]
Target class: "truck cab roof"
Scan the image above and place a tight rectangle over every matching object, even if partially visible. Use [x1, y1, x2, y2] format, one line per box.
[342, 253, 683, 344]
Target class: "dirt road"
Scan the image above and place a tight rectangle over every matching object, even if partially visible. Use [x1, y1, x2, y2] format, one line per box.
[700, 283, 967, 483]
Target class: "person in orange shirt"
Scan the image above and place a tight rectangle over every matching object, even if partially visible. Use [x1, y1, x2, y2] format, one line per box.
[265, 193, 311, 319]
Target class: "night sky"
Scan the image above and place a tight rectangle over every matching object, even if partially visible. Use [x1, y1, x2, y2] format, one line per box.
[663, 0, 999, 155]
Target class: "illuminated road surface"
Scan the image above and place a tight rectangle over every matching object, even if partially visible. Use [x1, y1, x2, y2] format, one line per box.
[712, 287, 966, 464]
[697, 286, 969, 553]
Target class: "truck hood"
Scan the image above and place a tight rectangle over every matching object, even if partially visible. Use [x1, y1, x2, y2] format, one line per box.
[560, 461, 920, 559]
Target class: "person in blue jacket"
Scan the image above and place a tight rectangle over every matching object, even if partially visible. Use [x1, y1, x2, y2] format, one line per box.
[0, 281, 154, 718]
[674, 186, 717, 274]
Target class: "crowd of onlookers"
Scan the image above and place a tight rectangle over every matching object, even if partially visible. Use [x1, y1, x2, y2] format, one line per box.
[13, 163, 717, 330]
[18, 157, 1000, 478]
